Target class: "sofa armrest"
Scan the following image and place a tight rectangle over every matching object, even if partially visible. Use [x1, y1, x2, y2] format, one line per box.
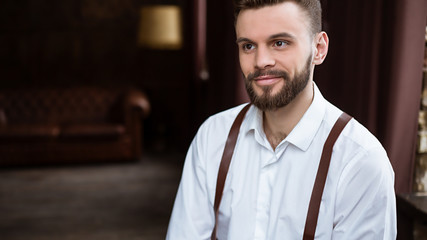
[124, 90, 150, 119]
[0, 109, 6, 126]
[123, 89, 151, 158]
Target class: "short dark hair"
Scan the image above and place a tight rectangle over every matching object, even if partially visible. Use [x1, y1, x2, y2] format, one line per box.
[234, 0, 322, 35]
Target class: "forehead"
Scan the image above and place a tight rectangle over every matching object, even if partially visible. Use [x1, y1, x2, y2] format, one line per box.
[235, 2, 311, 41]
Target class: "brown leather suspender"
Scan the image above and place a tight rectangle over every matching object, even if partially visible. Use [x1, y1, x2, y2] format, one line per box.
[211, 103, 251, 240]
[302, 112, 352, 240]
[210, 104, 352, 240]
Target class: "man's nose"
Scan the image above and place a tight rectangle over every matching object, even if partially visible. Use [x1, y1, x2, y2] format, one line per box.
[255, 47, 275, 70]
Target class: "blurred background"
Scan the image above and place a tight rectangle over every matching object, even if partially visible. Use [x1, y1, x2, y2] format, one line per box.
[0, 0, 426, 239]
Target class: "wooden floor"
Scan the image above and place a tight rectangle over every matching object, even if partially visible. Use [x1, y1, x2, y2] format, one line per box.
[0, 152, 184, 240]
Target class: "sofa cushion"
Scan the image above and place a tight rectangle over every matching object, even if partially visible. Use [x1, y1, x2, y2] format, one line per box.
[60, 124, 126, 140]
[0, 125, 60, 141]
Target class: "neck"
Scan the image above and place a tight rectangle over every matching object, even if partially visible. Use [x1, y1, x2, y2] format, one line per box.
[263, 81, 314, 150]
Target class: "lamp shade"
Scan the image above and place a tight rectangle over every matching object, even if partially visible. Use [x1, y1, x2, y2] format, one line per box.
[138, 5, 183, 50]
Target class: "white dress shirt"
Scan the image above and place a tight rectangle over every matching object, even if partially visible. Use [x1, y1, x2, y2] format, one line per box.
[166, 83, 397, 240]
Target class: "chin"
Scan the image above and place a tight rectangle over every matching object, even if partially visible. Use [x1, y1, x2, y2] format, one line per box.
[254, 82, 284, 96]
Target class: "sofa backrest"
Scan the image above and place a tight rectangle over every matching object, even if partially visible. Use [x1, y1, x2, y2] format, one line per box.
[0, 87, 125, 125]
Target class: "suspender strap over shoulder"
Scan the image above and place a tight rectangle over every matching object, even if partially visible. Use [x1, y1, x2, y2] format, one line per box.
[211, 103, 251, 240]
[303, 112, 352, 240]
[210, 106, 352, 240]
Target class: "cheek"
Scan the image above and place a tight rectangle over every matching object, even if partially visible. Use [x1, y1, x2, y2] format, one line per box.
[239, 54, 252, 77]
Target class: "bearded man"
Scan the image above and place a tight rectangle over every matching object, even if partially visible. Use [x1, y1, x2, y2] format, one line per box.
[167, 0, 397, 239]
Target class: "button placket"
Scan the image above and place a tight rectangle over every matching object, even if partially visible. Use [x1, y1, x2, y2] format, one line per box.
[254, 151, 279, 240]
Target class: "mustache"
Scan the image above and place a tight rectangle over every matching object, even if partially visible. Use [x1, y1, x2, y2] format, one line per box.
[246, 70, 290, 82]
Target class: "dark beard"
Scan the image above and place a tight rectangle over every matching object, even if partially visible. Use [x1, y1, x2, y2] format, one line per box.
[244, 55, 312, 111]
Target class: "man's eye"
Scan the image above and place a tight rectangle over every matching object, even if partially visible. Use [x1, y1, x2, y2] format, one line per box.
[242, 43, 255, 51]
[274, 41, 288, 47]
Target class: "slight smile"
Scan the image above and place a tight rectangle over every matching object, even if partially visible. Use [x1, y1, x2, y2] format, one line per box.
[254, 75, 282, 86]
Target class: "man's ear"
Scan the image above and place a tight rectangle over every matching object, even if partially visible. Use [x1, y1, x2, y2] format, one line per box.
[313, 31, 329, 65]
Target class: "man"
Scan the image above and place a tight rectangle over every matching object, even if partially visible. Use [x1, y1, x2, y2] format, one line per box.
[167, 0, 397, 239]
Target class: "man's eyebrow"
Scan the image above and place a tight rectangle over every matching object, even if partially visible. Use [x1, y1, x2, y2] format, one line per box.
[236, 37, 253, 44]
[269, 32, 296, 40]
[236, 33, 296, 44]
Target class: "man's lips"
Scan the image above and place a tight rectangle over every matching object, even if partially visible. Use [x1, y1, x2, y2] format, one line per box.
[253, 75, 282, 86]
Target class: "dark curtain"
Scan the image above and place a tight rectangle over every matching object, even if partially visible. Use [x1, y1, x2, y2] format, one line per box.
[382, 0, 427, 194]
[317, 0, 427, 194]
[191, 0, 240, 133]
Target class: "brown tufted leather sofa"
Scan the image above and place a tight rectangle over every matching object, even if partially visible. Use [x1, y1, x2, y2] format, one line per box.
[0, 86, 150, 166]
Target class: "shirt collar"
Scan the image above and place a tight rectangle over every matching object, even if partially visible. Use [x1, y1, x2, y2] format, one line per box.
[243, 82, 326, 151]
[286, 82, 326, 151]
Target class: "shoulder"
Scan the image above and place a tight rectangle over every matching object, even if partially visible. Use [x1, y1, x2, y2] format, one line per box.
[323, 102, 392, 177]
[340, 119, 391, 178]
[191, 103, 251, 154]
[323, 101, 385, 153]
[196, 103, 251, 137]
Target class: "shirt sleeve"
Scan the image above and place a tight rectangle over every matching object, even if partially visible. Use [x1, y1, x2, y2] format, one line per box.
[332, 146, 397, 240]
[166, 127, 215, 240]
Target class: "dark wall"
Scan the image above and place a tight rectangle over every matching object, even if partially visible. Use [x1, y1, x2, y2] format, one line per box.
[1, 0, 137, 86]
[0, 0, 194, 152]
